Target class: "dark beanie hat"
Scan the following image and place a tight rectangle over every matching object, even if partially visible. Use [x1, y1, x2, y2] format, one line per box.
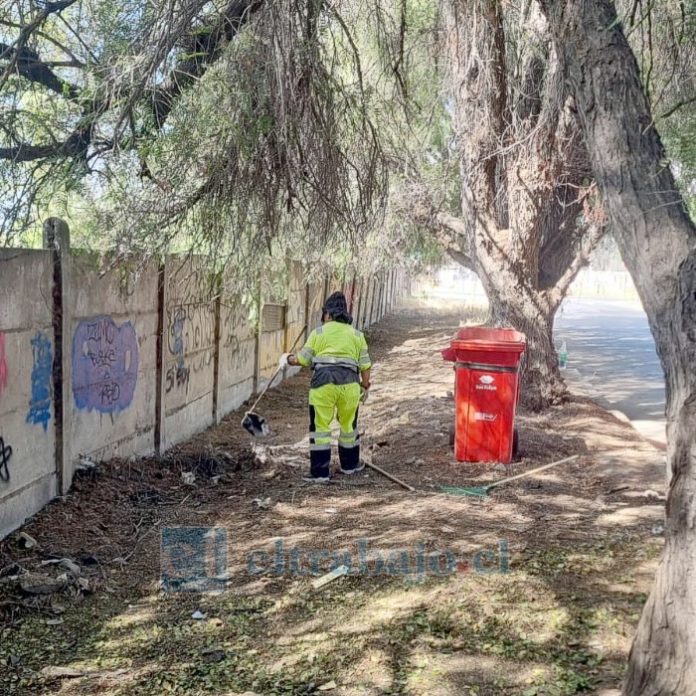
[323, 292, 353, 325]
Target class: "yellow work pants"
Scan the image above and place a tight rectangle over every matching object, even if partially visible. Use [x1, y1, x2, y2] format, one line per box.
[308, 383, 361, 477]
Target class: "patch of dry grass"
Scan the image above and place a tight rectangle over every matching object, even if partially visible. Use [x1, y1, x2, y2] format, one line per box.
[0, 305, 665, 695]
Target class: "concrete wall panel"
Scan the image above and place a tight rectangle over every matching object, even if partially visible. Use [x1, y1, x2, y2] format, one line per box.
[218, 294, 255, 416]
[285, 261, 306, 352]
[163, 257, 216, 447]
[69, 255, 159, 464]
[365, 278, 375, 328]
[329, 275, 342, 295]
[1, 234, 405, 538]
[307, 282, 324, 331]
[353, 278, 365, 329]
[258, 330, 284, 386]
[0, 250, 57, 538]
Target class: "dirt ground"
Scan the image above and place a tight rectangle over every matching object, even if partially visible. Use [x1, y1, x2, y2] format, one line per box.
[0, 301, 667, 696]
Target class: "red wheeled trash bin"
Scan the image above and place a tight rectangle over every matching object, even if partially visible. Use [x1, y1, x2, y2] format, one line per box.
[442, 327, 526, 464]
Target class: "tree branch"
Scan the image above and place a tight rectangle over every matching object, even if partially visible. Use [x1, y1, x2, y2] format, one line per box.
[433, 211, 474, 268]
[447, 0, 509, 224]
[394, 178, 474, 268]
[659, 94, 696, 121]
[0, 127, 91, 162]
[150, 0, 265, 128]
[0, 42, 80, 98]
[0, 20, 87, 67]
[545, 219, 606, 308]
[0, 0, 264, 163]
[448, 247, 473, 270]
[0, 0, 79, 92]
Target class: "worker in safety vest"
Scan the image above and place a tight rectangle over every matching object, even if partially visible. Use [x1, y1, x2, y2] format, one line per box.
[286, 292, 372, 482]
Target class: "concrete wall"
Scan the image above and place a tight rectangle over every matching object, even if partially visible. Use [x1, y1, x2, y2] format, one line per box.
[363, 277, 376, 329]
[163, 257, 216, 448]
[328, 274, 343, 295]
[0, 250, 56, 539]
[352, 277, 364, 328]
[69, 255, 159, 466]
[0, 223, 407, 538]
[216, 282, 255, 419]
[306, 281, 325, 330]
[285, 261, 306, 351]
[258, 327, 285, 387]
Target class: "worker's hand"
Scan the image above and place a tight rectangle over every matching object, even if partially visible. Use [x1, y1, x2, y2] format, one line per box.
[278, 353, 290, 369]
[360, 385, 369, 404]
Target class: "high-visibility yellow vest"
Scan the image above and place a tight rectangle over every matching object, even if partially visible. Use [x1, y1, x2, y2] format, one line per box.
[297, 321, 371, 372]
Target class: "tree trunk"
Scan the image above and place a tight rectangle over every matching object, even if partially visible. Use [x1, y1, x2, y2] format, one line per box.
[426, 0, 600, 412]
[480, 273, 565, 411]
[539, 1, 696, 693]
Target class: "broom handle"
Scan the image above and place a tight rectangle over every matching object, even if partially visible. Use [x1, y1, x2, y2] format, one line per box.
[366, 461, 415, 491]
[363, 441, 414, 491]
[486, 454, 579, 490]
[245, 328, 307, 414]
[246, 364, 284, 414]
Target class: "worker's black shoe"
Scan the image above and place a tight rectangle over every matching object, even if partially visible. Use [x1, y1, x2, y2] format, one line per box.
[339, 463, 365, 475]
[302, 475, 331, 484]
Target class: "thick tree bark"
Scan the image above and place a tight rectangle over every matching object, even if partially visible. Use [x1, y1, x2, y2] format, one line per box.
[481, 273, 566, 411]
[538, 1, 696, 694]
[429, 0, 601, 410]
[409, 190, 582, 410]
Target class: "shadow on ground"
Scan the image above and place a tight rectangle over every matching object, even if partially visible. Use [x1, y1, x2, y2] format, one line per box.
[0, 301, 665, 695]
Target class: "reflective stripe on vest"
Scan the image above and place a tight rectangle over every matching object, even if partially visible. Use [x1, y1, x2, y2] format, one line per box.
[312, 356, 360, 372]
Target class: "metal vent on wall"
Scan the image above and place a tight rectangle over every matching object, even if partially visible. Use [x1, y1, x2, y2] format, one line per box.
[262, 304, 286, 332]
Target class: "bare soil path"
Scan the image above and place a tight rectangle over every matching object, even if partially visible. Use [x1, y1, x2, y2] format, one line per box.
[0, 301, 666, 695]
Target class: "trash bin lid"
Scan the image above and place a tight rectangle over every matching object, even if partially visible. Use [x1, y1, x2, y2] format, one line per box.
[452, 326, 526, 352]
[442, 326, 527, 364]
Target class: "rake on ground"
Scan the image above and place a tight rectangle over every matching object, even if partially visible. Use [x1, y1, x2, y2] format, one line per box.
[440, 454, 579, 497]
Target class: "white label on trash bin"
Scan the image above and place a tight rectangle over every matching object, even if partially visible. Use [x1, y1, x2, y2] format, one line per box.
[476, 375, 497, 391]
[474, 412, 498, 421]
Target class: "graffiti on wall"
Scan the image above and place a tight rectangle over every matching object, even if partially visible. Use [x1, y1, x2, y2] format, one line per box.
[221, 304, 255, 377]
[72, 316, 139, 413]
[165, 303, 214, 393]
[0, 332, 8, 396]
[169, 307, 186, 366]
[0, 436, 11, 483]
[166, 306, 190, 393]
[26, 331, 53, 430]
[167, 304, 215, 356]
[165, 363, 190, 394]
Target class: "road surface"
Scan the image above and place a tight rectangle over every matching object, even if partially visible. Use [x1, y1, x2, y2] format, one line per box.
[554, 298, 666, 446]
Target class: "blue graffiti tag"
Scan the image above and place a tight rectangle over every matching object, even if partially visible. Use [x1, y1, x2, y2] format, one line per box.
[170, 308, 186, 368]
[26, 331, 53, 431]
[72, 316, 139, 413]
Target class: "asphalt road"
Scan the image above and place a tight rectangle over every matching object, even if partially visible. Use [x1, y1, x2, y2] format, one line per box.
[554, 298, 666, 445]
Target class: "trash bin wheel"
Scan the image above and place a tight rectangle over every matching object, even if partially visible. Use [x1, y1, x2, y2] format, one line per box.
[449, 424, 455, 449]
[512, 427, 520, 460]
